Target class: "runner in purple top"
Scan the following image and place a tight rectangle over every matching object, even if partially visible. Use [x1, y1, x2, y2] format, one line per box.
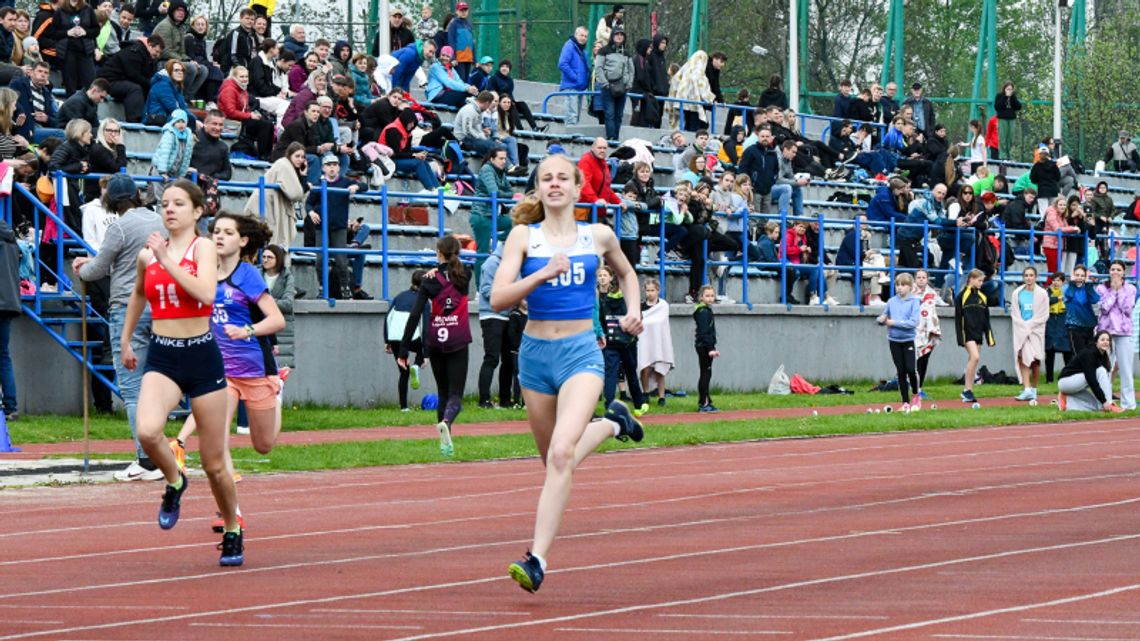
[174, 213, 285, 531]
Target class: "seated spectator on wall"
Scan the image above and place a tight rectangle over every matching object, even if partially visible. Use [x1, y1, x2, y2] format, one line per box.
[143, 59, 197, 127]
[97, 35, 163, 124]
[85, 117, 126, 201]
[185, 14, 224, 102]
[150, 1, 208, 99]
[381, 109, 440, 191]
[455, 91, 525, 176]
[426, 45, 476, 108]
[188, 109, 232, 182]
[248, 38, 294, 125]
[282, 67, 327, 128]
[1104, 131, 1140, 174]
[0, 87, 31, 161]
[12, 61, 62, 141]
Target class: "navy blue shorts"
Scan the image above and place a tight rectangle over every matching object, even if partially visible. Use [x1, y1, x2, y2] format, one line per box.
[518, 329, 604, 396]
[143, 332, 228, 398]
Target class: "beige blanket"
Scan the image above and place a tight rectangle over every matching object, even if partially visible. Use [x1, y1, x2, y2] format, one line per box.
[637, 300, 675, 376]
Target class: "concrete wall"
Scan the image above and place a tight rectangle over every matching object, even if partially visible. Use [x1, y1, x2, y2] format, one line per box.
[282, 300, 1018, 407]
[11, 316, 84, 415]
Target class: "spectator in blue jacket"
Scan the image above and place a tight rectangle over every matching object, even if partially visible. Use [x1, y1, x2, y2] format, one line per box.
[143, 60, 197, 128]
[426, 46, 476, 107]
[11, 61, 61, 142]
[392, 40, 435, 91]
[151, 108, 194, 181]
[558, 27, 589, 125]
[304, 153, 369, 300]
[447, 1, 475, 80]
[866, 177, 910, 224]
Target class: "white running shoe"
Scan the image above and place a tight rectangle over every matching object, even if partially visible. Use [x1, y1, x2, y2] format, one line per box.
[235, 425, 250, 435]
[809, 294, 821, 305]
[113, 460, 165, 482]
[436, 421, 454, 457]
[823, 296, 840, 306]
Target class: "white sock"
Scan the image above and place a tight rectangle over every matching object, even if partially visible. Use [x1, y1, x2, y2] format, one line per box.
[531, 552, 547, 572]
[611, 420, 620, 437]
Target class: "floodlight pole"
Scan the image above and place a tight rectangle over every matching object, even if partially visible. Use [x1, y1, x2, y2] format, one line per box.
[1053, 0, 1063, 141]
[789, 0, 799, 110]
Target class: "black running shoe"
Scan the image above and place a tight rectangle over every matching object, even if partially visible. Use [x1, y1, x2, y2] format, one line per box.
[218, 529, 244, 567]
[157, 471, 188, 530]
[606, 400, 644, 443]
[508, 551, 544, 593]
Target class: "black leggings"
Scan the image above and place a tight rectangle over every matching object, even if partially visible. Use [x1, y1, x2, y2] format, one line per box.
[889, 340, 918, 404]
[389, 342, 424, 409]
[1044, 348, 1072, 383]
[696, 345, 714, 406]
[917, 351, 931, 389]
[431, 347, 469, 428]
[478, 319, 514, 406]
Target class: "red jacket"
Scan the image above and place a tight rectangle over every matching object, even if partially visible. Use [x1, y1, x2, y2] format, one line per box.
[218, 79, 254, 121]
[784, 229, 808, 264]
[985, 116, 999, 149]
[577, 152, 621, 210]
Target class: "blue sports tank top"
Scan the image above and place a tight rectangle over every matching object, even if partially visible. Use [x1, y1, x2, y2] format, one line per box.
[520, 223, 599, 321]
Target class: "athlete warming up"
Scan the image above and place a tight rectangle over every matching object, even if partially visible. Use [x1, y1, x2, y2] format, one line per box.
[119, 180, 243, 566]
[398, 235, 473, 457]
[174, 212, 286, 532]
[491, 154, 645, 593]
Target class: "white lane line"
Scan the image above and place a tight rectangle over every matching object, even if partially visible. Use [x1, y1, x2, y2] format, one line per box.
[311, 609, 530, 617]
[807, 585, 1140, 641]
[190, 622, 421, 630]
[930, 629, 1135, 634]
[0, 606, 189, 610]
[1022, 619, 1140, 625]
[1, 510, 1137, 640]
[556, 628, 791, 635]
[2, 622, 63, 625]
[659, 614, 889, 620]
[7, 454, 1138, 569]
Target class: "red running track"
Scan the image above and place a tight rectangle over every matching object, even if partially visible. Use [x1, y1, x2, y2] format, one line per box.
[1, 418, 1139, 640]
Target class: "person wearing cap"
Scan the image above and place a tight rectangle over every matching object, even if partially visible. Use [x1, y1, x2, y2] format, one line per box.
[426, 45, 477, 107]
[1104, 130, 1140, 173]
[447, 1, 475, 80]
[370, 6, 414, 57]
[304, 153, 369, 300]
[901, 82, 935, 136]
[73, 173, 166, 481]
[467, 55, 495, 91]
[595, 3, 624, 48]
[594, 25, 633, 141]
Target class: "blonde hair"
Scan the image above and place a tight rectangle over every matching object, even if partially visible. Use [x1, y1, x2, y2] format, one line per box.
[597, 264, 617, 293]
[895, 272, 914, 287]
[0, 88, 17, 135]
[511, 155, 582, 225]
[966, 268, 986, 283]
[643, 277, 660, 291]
[974, 165, 989, 178]
[65, 118, 92, 142]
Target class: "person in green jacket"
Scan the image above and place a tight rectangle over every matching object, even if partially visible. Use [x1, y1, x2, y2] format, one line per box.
[471, 147, 515, 273]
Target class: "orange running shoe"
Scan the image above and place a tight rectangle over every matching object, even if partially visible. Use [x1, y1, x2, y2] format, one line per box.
[169, 439, 186, 472]
[232, 472, 242, 483]
[278, 366, 292, 382]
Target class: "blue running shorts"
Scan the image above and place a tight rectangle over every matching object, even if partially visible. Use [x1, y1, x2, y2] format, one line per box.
[518, 329, 604, 396]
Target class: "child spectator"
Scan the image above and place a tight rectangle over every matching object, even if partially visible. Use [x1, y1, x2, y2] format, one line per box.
[20, 36, 41, 66]
[878, 272, 921, 411]
[912, 269, 942, 395]
[637, 278, 673, 407]
[385, 269, 428, 411]
[618, 182, 644, 267]
[1044, 272, 1071, 383]
[625, 161, 661, 254]
[151, 109, 194, 188]
[1064, 264, 1100, 355]
[598, 264, 649, 416]
[693, 284, 719, 412]
[505, 299, 527, 409]
[758, 220, 797, 304]
[954, 268, 995, 404]
[1095, 259, 1137, 410]
[1057, 330, 1123, 412]
[1011, 266, 1048, 402]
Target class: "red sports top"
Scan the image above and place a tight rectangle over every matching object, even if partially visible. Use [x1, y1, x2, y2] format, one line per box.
[144, 237, 213, 320]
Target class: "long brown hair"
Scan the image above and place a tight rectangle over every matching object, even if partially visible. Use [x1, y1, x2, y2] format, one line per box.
[436, 235, 470, 289]
[943, 146, 959, 186]
[511, 155, 582, 225]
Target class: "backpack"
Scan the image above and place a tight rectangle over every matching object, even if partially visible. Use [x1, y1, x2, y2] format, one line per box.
[425, 272, 471, 352]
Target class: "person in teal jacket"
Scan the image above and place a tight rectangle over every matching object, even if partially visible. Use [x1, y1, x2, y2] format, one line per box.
[426, 46, 475, 107]
[471, 147, 515, 273]
[151, 109, 195, 181]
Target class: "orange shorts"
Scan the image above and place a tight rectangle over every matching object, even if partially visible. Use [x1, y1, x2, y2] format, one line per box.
[226, 376, 281, 411]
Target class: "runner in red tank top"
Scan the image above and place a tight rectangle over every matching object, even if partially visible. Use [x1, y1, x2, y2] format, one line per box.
[119, 179, 245, 566]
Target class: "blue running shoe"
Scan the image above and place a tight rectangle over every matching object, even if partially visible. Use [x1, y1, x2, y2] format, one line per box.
[218, 530, 244, 567]
[960, 390, 977, 403]
[158, 471, 187, 530]
[698, 404, 721, 413]
[605, 400, 643, 442]
[508, 552, 544, 593]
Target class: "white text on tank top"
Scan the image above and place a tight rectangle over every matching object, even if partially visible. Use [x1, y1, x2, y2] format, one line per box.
[521, 223, 599, 321]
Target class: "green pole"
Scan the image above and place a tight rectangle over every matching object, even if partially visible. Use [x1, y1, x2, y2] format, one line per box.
[688, 0, 703, 57]
[891, 0, 903, 89]
[587, 4, 603, 55]
[367, 0, 378, 54]
[477, 0, 500, 63]
[986, 0, 997, 111]
[798, 0, 809, 112]
[969, 0, 989, 123]
[880, 0, 895, 87]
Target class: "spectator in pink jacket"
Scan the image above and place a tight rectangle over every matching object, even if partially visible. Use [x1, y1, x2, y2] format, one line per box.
[1095, 259, 1137, 410]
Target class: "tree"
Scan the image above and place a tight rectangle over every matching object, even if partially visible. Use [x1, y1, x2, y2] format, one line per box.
[1065, 12, 1140, 162]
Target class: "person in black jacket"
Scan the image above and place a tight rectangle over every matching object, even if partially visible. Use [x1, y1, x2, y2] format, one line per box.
[189, 110, 232, 181]
[1029, 151, 1061, 216]
[49, 0, 99, 95]
[1000, 188, 1035, 251]
[630, 38, 657, 128]
[86, 117, 126, 201]
[47, 118, 92, 232]
[1057, 330, 1121, 412]
[692, 284, 719, 412]
[846, 86, 876, 124]
[271, 100, 321, 161]
[993, 81, 1021, 160]
[370, 7, 415, 57]
[0, 217, 21, 420]
[56, 78, 108, 131]
[738, 128, 779, 211]
[185, 14, 225, 102]
[97, 36, 164, 123]
[757, 74, 788, 110]
[705, 51, 726, 105]
[484, 60, 539, 130]
[647, 33, 670, 102]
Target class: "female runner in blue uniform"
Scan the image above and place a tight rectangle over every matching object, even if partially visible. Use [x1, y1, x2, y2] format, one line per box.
[491, 154, 645, 593]
[119, 180, 243, 566]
